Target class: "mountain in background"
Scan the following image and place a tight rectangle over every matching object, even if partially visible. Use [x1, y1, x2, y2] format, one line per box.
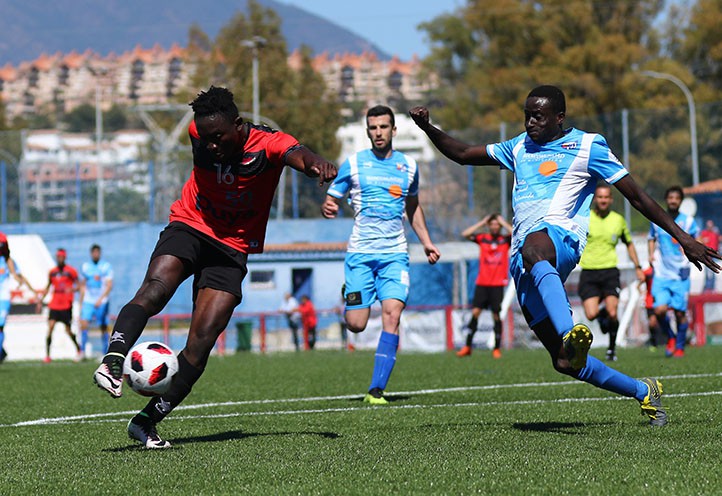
[0, 0, 390, 65]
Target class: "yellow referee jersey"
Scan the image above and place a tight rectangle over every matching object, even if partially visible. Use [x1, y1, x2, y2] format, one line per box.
[579, 210, 631, 270]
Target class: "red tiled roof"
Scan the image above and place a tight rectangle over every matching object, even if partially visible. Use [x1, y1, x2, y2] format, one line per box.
[684, 179, 722, 195]
[264, 242, 347, 253]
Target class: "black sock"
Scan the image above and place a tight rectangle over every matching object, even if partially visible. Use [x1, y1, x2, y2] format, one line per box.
[138, 352, 204, 424]
[107, 304, 150, 356]
[493, 320, 502, 349]
[608, 319, 619, 352]
[467, 316, 478, 332]
[465, 317, 478, 347]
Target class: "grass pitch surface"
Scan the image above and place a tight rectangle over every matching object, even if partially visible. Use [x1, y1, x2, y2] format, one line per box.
[2, 345, 721, 495]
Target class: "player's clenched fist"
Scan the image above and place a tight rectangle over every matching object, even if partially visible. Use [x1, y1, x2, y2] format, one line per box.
[306, 158, 338, 186]
[408, 106, 430, 129]
[321, 196, 339, 219]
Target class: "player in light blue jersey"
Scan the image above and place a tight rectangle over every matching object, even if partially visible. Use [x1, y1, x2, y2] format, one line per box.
[411, 85, 720, 426]
[648, 186, 699, 358]
[0, 233, 38, 362]
[79, 244, 113, 358]
[322, 105, 441, 405]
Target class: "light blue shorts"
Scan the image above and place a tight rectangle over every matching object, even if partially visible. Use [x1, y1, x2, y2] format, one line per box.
[343, 252, 409, 309]
[0, 299, 10, 327]
[652, 277, 690, 312]
[81, 301, 110, 327]
[510, 223, 581, 327]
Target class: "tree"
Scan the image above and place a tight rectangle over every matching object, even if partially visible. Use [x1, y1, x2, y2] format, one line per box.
[65, 103, 96, 132]
[187, 0, 341, 217]
[420, 0, 665, 130]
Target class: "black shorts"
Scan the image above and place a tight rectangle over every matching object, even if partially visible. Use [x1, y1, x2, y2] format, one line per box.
[151, 222, 248, 300]
[49, 308, 72, 325]
[578, 268, 620, 301]
[471, 285, 504, 313]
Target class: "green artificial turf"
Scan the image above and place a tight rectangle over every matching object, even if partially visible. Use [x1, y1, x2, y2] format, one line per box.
[1, 345, 720, 495]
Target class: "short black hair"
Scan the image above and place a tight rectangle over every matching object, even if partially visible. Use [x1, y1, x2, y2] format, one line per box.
[190, 86, 239, 121]
[665, 185, 684, 201]
[527, 85, 566, 114]
[90, 244, 101, 251]
[366, 105, 395, 127]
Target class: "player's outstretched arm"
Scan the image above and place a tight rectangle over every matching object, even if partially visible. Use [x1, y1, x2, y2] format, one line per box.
[406, 195, 440, 265]
[616, 175, 721, 272]
[408, 106, 497, 166]
[286, 147, 338, 186]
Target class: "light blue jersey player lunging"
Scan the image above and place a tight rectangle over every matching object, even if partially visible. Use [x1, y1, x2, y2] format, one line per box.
[79, 244, 113, 357]
[322, 105, 441, 405]
[648, 186, 699, 358]
[410, 85, 721, 426]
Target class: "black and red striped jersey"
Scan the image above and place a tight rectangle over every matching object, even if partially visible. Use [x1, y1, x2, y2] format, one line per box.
[169, 120, 300, 253]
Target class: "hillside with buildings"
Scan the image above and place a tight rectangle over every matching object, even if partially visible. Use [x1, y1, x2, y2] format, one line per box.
[0, 0, 389, 65]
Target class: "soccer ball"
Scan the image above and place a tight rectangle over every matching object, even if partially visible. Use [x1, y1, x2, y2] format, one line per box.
[123, 341, 179, 397]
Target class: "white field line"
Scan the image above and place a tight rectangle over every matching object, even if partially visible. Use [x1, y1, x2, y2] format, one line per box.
[4, 372, 722, 428]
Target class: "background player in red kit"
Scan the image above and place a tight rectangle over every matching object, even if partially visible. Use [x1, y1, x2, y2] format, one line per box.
[298, 295, 318, 350]
[38, 248, 82, 363]
[457, 214, 512, 358]
[93, 86, 337, 448]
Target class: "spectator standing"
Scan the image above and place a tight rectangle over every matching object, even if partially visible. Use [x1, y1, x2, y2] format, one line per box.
[279, 292, 301, 351]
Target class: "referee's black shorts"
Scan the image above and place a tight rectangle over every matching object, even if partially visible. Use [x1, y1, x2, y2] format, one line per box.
[578, 268, 620, 301]
[150, 221, 248, 300]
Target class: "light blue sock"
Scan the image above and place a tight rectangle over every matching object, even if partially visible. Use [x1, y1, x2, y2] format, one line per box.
[576, 355, 648, 400]
[530, 261, 574, 337]
[101, 331, 109, 354]
[80, 329, 88, 353]
[676, 321, 688, 350]
[369, 331, 399, 391]
[0, 330, 5, 352]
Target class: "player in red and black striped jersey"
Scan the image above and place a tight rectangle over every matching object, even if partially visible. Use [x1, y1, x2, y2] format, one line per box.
[38, 248, 82, 363]
[457, 214, 512, 359]
[93, 86, 337, 448]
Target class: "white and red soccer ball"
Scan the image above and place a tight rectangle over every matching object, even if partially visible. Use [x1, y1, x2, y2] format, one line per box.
[123, 341, 179, 397]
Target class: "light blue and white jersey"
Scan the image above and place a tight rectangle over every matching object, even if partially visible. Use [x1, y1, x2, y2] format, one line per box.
[80, 260, 113, 303]
[648, 213, 699, 281]
[486, 128, 628, 258]
[0, 256, 17, 300]
[327, 149, 419, 253]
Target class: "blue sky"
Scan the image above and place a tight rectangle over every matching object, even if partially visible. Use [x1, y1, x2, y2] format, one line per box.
[286, 1, 464, 60]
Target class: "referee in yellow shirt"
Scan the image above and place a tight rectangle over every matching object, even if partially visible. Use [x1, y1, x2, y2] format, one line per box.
[579, 184, 645, 361]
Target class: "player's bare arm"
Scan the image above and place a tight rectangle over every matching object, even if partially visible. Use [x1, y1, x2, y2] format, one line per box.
[497, 216, 513, 233]
[408, 106, 496, 166]
[286, 147, 337, 186]
[406, 195, 440, 265]
[321, 195, 340, 219]
[615, 175, 721, 272]
[625, 242, 645, 282]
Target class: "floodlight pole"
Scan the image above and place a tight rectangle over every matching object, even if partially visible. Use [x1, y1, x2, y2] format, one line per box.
[640, 70, 699, 186]
[241, 36, 267, 124]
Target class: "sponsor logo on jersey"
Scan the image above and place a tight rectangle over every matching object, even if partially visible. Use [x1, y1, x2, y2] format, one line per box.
[539, 161, 558, 176]
[561, 141, 577, 150]
[388, 184, 403, 198]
